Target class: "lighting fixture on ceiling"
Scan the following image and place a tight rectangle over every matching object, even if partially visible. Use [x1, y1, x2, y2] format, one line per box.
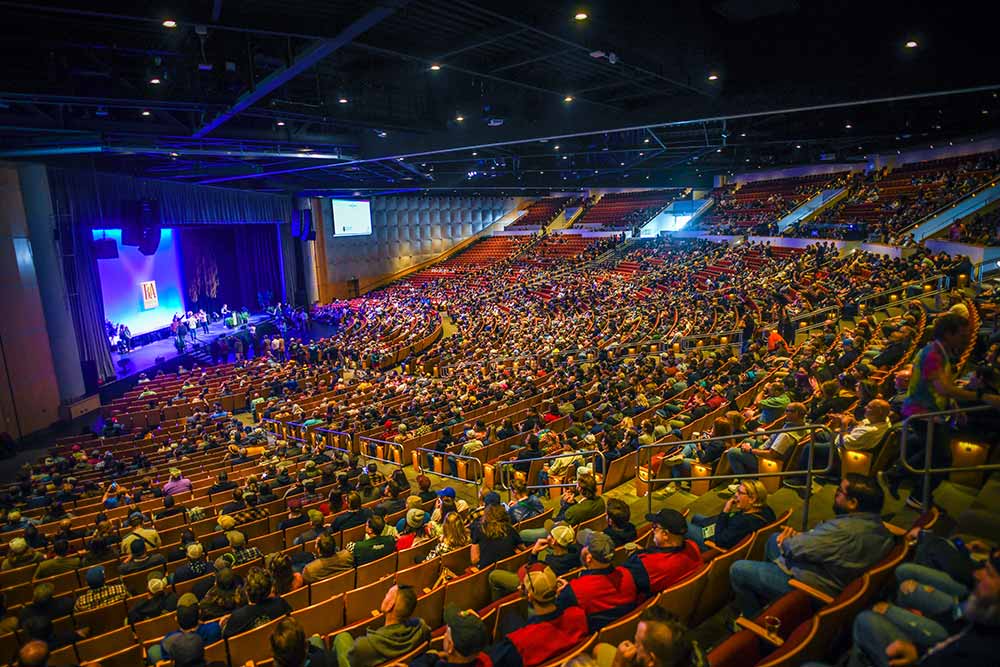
[620, 162, 625, 166]
[149, 77, 161, 85]
[455, 115, 464, 122]
[338, 98, 349, 104]
[429, 63, 441, 71]
[707, 73, 719, 81]
[644, 138, 650, 143]
[563, 95, 574, 103]
[276, 121, 285, 126]
[553, 145, 559, 150]
[377, 131, 387, 138]
[574, 12, 588, 21]
[905, 40, 918, 48]
[162, 19, 177, 28]
[141, 110, 151, 116]
[845, 123, 852, 129]
[796, 144, 802, 148]
[169, 152, 179, 157]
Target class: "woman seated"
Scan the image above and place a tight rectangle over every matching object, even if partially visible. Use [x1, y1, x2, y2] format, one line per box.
[686, 479, 776, 552]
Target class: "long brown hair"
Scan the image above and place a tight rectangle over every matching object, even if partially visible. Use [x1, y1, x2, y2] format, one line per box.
[480, 504, 512, 540]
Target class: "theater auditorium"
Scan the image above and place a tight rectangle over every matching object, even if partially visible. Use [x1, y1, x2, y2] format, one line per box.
[0, 2, 999, 667]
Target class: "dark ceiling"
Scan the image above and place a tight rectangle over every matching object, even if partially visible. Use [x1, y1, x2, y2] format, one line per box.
[0, 0, 997, 195]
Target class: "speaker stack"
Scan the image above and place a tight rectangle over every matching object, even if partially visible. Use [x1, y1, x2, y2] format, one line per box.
[292, 208, 315, 241]
[121, 199, 162, 255]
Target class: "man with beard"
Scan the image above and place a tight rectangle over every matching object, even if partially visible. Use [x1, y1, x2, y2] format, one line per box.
[846, 549, 1000, 667]
[729, 474, 894, 618]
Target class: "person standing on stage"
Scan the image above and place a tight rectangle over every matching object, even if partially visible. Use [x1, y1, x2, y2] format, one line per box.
[186, 312, 198, 341]
[176, 320, 188, 354]
[198, 310, 209, 335]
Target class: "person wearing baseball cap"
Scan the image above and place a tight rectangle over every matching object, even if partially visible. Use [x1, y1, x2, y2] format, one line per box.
[622, 509, 701, 598]
[487, 564, 589, 667]
[556, 529, 639, 632]
[410, 604, 491, 667]
[162, 467, 193, 496]
[488, 522, 580, 601]
[126, 570, 177, 624]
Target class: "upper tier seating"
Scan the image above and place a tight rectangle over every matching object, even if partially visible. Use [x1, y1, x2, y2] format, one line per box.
[572, 190, 678, 230]
[507, 196, 578, 228]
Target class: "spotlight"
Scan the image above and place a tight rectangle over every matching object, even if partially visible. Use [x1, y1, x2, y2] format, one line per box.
[456, 115, 464, 122]
[276, 121, 285, 126]
[377, 131, 387, 138]
[796, 144, 801, 149]
[472, 151, 478, 156]
[429, 63, 441, 71]
[149, 77, 161, 85]
[644, 138, 650, 143]
[169, 152, 179, 157]
[554, 145, 559, 150]
[141, 110, 151, 116]
[563, 95, 574, 103]
[740, 132, 746, 137]
[845, 123, 852, 129]
[338, 98, 349, 104]
[574, 12, 588, 21]
[707, 73, 719, 81]
[162, 19, 177, 28]
[905, 40, 918, 48]
[562, 156, 567, 160]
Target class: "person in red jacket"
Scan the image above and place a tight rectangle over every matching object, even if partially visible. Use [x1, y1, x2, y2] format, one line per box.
[623, 509, 702, 598]
[556, 529, 639, 631]
[487, 564, 589, 667]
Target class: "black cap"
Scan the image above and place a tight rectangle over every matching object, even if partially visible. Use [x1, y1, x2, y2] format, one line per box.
[645, 509, 688, 535]
[443, 604, 489, 656]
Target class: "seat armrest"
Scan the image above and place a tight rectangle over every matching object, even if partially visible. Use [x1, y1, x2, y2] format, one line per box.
[734, 617, 784, 646]
[788, 578, 834, 604]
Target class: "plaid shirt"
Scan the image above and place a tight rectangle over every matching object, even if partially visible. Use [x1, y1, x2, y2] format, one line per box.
[233, 507, 270, 525]
[74, 583, 128, 612]
[232, 546, 263, 565]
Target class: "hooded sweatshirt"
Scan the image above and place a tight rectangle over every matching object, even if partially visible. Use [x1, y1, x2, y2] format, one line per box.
[348, 618, 431, 667]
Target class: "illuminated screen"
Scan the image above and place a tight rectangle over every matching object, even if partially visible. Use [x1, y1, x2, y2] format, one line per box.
[330, 199, 372, 236]
[92, 228, 185, 336]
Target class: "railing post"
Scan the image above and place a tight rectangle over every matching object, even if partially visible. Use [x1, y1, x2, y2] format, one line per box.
[801, 428, 817, 531]
[923, 423, 934, 511]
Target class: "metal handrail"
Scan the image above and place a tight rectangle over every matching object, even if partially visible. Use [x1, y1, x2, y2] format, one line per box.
[495, 449, 607, 492]
[356, 436, 406, 470]
[414, 447, 485, 491]
[636, 423, 835, 530]
[311, 427, 355, 457]
[899, 405, 999, 509]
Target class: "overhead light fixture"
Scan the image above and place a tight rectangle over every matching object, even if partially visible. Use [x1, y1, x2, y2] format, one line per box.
[562, 156, 568, 160]
[564, 95, 574, 103]
[796, 144, 802, 148]
[620, 162, 625, 166]
[338, 98, 349, 104]
[845, 123, 852, 129]
[707, 73, 719, 81]
[716, 148, 722, 152]
[169, 152, 179, 157]
[905, 40, 918, 48]
[377, 131, 387, 138]
[574, 12, 588, 21]
[162, 19, 177, 28]
[276, 120, 285, 126]
[472, 152, 478, 156]
[553, 145, 559, 150]
[740, 132, 746, 137]
[455, 115, 464, 122]
[141, 110, 151, 116]
[644, 138, 650, 143]
[149, 77, 161, 85]
[429, 63, 441, 71]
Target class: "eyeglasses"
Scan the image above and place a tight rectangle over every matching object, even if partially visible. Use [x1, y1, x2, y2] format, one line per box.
[734, 487, 747, 496]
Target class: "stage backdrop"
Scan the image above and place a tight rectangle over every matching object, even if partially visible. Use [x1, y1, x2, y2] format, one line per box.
[92, 228, 185, 336]
[177, 225, 282, 314]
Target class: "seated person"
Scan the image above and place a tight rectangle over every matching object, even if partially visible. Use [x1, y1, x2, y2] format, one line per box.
[604, 498, 638, 547]
[729, 474, 894, 618]
[222, 567, 291, 637]
[686, 480, 776, 552]
[622, 510, 701, 598]
[557, 530, 639, 632]
[408, 605, 490, 667]
[724, 402, 806, 493]
[332, 584, 430, 667]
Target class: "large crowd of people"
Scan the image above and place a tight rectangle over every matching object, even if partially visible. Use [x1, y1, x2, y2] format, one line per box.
[1, 199, 1000, 667]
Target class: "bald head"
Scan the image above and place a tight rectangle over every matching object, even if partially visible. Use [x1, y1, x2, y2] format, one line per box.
[18, 640, 49, 667]
[864, 399, 891, 423]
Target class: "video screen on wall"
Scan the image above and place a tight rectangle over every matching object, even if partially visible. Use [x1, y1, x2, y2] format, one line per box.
[330, 198, 372, 236]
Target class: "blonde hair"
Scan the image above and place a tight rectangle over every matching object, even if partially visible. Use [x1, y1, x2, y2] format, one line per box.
[441, 512, 470, 549]
[739, 479, 769, 512]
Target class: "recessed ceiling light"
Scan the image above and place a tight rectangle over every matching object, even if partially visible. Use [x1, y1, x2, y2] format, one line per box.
[716, 148, 722, 152]
[141, 110, 151, 116]
[707, 74, 719, 81]
[149, 77, 161, 85]
[377, 131, 387, 138]
[169, 152, 178, 157]
[429, 63, 441, 71]
[574, 12, 588, 21]
[162, 19, 177, 28]
[845, 123, 852, 129]
[338, 98, 349, 104]
[905, 40, 918, 48]
[562, 156, 568, 159]
[796, 144, 801, 149]
[455, 115, 464, 122]
[740, 132, 746, 137]
[639, 152, 643, 156]
[564, 95, 574, 103]
[276, 121, 285, 126]
[554, 145, 559, 150]
[620, 162, 625, 166]
[472, 152, 478, 156]
[644, 138, 650, 144]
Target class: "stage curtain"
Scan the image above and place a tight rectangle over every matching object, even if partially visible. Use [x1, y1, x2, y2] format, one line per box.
[177, 225, 283, 313]
[47, 169, 116, 382]
[46, 168, 292, 226]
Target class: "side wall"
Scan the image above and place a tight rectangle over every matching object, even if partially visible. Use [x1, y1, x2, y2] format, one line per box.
[314, 195, 516, 299]
[0, 166, 62, 437]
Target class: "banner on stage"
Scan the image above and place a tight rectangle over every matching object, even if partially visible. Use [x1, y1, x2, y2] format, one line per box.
[141, 281, 159, 310]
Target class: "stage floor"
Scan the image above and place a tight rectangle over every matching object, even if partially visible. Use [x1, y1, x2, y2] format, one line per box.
[109, 313, 272, 379]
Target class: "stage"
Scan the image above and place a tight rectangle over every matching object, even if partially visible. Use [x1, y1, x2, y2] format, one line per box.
[108, 313, 274, 381]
